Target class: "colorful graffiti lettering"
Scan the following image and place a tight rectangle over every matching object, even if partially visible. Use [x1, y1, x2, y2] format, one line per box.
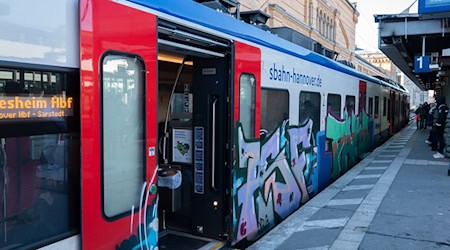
[232, 107, 372, 245]
[326, 109, 371, 179]
[232, 119, 317, 244]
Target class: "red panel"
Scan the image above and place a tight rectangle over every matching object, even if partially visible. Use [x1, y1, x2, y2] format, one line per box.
[80, 0, 157, 249]
[234, 41, 261, 138]
[358, 80, 367, 114]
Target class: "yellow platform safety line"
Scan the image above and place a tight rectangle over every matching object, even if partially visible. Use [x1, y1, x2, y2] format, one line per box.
[208, 241, 224, 250]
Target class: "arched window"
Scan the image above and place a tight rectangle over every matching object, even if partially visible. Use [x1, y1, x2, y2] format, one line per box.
[331, 19, 334, 41]
[323, 15, 326, 35]
[318, 10, 322, 34]
[332, 21, 336, 41]
[326, 16, 330, 38]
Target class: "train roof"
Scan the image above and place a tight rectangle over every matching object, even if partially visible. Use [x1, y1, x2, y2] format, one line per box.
[127, 0, 407, 94]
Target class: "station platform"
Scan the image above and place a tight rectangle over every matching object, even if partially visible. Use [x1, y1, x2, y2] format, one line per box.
[248, 125, 450, 250]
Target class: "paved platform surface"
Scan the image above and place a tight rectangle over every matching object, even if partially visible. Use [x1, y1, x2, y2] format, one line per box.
[249, 126, 450, 250]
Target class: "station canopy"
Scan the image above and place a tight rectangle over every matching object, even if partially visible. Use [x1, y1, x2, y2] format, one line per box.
[375, 0, 450, 91]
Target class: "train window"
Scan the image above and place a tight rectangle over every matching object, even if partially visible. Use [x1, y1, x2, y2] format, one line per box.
[368, 97, 374, 116]
[388, 99, 391, 119]
[0, 67, 80, 249]
[300, 91, 321, 134]
[375, 96, 380, 117]
[239, 74, 256, 137]
[261, 88, 289, 132]
[102, 54, 145, 218]
[327, 94, 341, 118]
[345, 95, 355, 116]
[383, 97, 387, 116]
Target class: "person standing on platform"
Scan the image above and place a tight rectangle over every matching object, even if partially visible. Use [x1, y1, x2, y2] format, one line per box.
[419, 103, 428, 129]
[432, 96, 449, 159]
[415, 104, 422, 130]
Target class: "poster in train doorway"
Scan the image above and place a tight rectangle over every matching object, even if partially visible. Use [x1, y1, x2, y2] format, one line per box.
[172, 128, 193, 164]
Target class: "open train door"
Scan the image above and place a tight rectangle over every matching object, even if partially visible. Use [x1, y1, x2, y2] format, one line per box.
[80, 0, 158, 249]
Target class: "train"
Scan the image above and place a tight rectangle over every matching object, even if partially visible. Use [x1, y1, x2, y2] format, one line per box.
[0, 0, 409, 249]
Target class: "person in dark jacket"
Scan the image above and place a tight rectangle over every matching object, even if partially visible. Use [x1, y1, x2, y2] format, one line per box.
[421, 102, 430, 129]
[415, 104, 423, 130]
[425, 103, 436, 145]
[432, 96, 449, 158]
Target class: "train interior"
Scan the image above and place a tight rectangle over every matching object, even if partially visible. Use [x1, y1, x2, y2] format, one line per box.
[156, 22, 231, 248]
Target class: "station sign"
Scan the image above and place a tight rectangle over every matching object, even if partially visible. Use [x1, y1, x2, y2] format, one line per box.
[414, 56, 431, 73]
[419, 0, 450, 14]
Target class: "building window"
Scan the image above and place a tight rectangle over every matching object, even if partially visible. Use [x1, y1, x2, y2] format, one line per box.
[102, 54, 145, 218]
[239, 73, 256, 137]
[326, 16, 330, 38]
[331, 19, 334, 41]
[318, 10, 322, 33]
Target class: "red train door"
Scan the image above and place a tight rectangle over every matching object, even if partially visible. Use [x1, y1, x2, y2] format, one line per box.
[233, 41, 261, 137]
[232, 41, 261, 245]
[389, 90, 395, 134]
[80, 0, 158, 249]
[359, 81, 367, 114]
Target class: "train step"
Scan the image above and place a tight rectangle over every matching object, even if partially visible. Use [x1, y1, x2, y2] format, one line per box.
[158, 230, 225, 250]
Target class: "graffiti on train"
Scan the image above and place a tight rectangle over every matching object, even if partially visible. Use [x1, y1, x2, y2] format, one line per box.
[232, 119, 318, 244]
[117, 197, 158, 250]
[326, 108, 371, 179]
[232, 108, 372, 244]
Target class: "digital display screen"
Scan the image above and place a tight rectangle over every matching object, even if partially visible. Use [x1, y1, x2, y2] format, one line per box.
[0, 95, 74, 121]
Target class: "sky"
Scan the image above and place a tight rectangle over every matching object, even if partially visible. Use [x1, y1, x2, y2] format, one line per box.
[355, 0, 418, 52]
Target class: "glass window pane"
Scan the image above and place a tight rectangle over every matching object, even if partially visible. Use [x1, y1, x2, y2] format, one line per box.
[0, 70, 13, 80]
[300, 91, 321, 134]
[383, 97, 387, 116]
[239, 74, 256, 137]
[261, 89, 289, 132]
[102, 54, 145, 218]
[375, 96, 380, 117]
[327, 94, 341, 118]
[345, 95, 355, 116]
[387, 99, 391, 118]
[0, 68, 79, 249]
[368, 97, 374, 116]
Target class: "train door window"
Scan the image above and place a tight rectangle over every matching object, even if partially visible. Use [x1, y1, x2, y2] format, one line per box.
[239, 73, 256, 138]
[261, 88, 289, 133]
[383, 97, 387, 116]
[327, 93, 341, 118]
[368, 97, 373, 116]
[375, 96, 380, 118]
[345, 95, 355, 116]
[101, 54, 145, 218]
[300, 91, 321, 134]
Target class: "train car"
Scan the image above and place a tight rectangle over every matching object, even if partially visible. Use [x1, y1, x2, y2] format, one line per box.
[0, 0, 408, 249]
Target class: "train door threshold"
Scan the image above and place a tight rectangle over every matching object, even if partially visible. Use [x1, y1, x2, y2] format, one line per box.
[158, 230, 225, 250]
